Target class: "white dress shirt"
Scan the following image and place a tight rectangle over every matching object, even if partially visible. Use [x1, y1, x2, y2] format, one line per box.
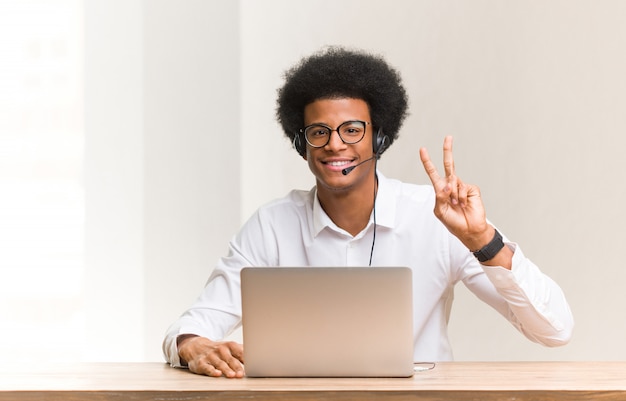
[163, 172, 574, 367]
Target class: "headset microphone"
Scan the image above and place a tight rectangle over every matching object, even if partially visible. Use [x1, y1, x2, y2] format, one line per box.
[341, 155, 376, 175]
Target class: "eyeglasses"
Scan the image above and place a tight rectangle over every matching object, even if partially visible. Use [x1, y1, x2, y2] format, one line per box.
[301, 120, 369, 148]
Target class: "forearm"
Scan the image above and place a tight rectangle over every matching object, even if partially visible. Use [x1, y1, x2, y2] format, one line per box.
[482, 245, 574, 346]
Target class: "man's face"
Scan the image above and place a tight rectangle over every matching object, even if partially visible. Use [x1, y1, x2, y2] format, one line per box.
[303, 98, 375, 193]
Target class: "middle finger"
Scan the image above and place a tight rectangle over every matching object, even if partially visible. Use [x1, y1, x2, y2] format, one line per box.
[443, 135, 455, 178]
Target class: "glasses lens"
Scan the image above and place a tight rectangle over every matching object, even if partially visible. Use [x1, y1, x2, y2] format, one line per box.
[304, 125, 331, 147]
[338, 121, 366, 144]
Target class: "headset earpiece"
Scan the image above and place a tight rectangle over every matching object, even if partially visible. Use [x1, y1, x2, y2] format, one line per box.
[293, 132, 306, 157]
[373, 128, 390, 158]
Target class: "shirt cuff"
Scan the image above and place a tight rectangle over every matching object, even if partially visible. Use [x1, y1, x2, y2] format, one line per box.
[480, 242, 522, 288]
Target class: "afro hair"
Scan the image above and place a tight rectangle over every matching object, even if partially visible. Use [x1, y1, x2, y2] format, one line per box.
[276, 46, 409, 155]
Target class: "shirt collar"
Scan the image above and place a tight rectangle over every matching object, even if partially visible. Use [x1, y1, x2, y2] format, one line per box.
[311, 171, 397, 237]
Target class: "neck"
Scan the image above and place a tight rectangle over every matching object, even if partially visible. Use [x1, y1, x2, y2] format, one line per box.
[316, 172, 378, 237]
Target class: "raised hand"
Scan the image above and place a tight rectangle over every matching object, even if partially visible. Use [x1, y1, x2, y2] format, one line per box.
[419, 136, 495, 255]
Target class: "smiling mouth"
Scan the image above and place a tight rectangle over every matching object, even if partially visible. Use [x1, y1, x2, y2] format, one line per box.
[325, 160, 352, 167]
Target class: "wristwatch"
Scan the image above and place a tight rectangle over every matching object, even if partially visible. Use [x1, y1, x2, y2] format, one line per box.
[472, 229, 504, 263]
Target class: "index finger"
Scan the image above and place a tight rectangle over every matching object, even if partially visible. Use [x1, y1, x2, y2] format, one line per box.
[443, 135, 455, 177]
[419, 146, 442, 188]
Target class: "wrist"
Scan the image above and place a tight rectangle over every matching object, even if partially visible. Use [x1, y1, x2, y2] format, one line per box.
[177, 334, 199, 366]
[177, 333, 199, 347]
[464, 226, 495, 252]
[471, 228, 504, 263]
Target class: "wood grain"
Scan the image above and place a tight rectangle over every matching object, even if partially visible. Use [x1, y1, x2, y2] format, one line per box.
[1, 362, 625, 400]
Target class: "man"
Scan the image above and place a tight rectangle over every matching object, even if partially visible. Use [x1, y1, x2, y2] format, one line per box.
[163, 47, 574, 378]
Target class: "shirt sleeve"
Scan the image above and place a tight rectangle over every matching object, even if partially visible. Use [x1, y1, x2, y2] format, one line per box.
[480, 242, 574, 346]
[453, 232, 574, 347]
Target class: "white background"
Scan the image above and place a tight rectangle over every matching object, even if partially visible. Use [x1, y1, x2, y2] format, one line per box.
[2, 0, 625, 363]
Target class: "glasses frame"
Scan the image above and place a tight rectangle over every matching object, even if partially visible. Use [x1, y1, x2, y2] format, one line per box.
[301, 120, 370, 148]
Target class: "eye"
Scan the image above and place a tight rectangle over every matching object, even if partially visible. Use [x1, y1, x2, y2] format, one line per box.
[340, 123, 364, 136]
[308, 126, 330, 137]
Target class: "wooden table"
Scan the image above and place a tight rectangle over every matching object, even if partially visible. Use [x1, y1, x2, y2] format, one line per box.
[1, 361, 625, 400]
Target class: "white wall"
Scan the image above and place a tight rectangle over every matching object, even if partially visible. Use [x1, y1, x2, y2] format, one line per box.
[239, 0, 626, 361]
[85, 0, 240, 361]
[83, 0, 626, 362]
[84, 0, 145, 361]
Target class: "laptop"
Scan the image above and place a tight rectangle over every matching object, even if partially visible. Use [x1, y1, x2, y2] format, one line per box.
[241, 267, 414, 377]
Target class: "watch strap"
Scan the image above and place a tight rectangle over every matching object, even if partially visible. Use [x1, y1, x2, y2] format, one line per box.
[472, 229, 504, 263]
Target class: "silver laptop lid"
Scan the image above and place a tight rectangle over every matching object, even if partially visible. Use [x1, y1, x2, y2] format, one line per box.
[241, 267, 414, 377]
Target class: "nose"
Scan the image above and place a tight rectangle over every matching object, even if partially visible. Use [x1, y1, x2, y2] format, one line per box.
[324, 130, 347, 151]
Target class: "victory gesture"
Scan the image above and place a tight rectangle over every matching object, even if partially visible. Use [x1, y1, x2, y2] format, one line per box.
[420, 136, 510, 267]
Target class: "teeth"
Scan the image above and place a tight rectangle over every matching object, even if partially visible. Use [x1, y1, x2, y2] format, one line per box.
[327, 161, 350, 167]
